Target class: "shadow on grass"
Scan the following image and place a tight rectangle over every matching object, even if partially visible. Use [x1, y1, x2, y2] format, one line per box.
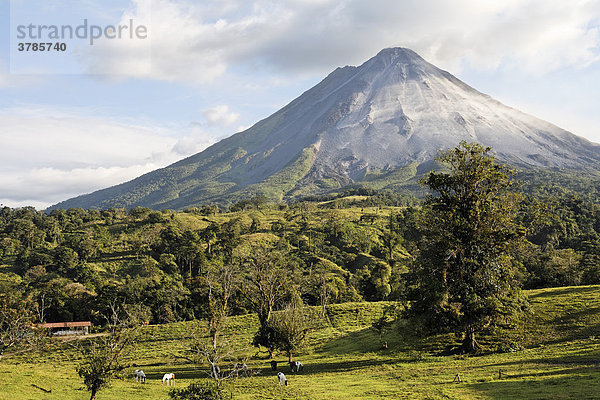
[141, 365, 205, 381]
[138, 357, 402, 381]
[520, 320, 600, 348]
[550, 307, 600, 324]
[319, 326, 384, 354]
[466, 366, 600, 400]
[471, 348, 600, 371]
[271, 357, 398, 376]
[320, 324, 458, 357]
[528, 286, 600, 299]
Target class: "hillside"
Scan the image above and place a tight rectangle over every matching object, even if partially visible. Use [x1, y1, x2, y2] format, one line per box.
[1, 286, 600, 399]
[4, 195, 600, 328]
[49, 47, 600, 211]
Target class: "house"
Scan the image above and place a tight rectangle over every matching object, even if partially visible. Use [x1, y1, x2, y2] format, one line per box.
[38, 321, 91, 336]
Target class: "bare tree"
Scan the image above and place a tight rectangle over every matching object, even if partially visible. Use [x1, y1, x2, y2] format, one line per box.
[201, 263, 236, 352]
[76, 304, 146, 400]
[186, 321, 251, 387]
[182, 263, 251, 387]
[34, 293, 47, 324]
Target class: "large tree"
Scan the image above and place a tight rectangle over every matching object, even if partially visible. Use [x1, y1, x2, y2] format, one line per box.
[236, 246, 296, 357]
[0, 290, 40, 356]
[269, 293, 310, 363]
[410, 142, 525, 353]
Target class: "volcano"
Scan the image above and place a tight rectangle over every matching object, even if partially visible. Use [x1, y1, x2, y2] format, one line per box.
[50, 47, 600, 210]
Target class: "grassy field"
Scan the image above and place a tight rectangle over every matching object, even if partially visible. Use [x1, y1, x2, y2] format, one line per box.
[1, 286, 600, 400]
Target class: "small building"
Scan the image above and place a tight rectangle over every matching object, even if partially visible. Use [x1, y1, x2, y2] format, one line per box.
[38, 321, 91, 336]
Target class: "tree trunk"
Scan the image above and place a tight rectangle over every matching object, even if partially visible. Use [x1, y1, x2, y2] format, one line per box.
[288, 351, 293, 363]
[461, 326, 481, 353]
[90, 388, 97, 400]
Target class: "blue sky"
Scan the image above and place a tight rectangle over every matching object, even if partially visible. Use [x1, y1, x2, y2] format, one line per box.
[1, 0, 599, 209]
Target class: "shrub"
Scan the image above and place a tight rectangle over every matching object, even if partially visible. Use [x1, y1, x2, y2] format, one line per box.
[168, 381, 226, 400]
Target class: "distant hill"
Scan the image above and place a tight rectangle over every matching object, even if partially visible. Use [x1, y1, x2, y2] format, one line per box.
[49, 47, 600, 211]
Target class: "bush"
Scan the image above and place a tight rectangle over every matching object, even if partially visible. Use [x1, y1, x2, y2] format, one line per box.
[168, 381, 226, 400]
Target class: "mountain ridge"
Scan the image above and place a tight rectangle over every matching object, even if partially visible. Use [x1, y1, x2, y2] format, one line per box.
[49, 47, 600, 210]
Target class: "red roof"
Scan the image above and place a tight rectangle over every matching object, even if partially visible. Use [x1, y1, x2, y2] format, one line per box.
[38, 321, 91, 328]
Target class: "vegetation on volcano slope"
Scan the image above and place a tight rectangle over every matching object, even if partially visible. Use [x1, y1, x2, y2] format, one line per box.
[3, 185, 600, 328]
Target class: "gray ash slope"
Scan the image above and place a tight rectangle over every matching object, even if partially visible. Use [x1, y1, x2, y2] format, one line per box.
[50, 47, 600, 210]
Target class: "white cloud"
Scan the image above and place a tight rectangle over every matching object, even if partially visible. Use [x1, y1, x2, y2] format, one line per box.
[0, 106, 220, 209]
[80, 0, 600, 83]
[172, 122, 219, 155]
[201, 105, 240, 127]
[0, 107, 176, 168]
[0, 165, 160, 205]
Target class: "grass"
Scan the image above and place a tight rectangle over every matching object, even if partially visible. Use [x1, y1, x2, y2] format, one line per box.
[2, 287, 600, 399]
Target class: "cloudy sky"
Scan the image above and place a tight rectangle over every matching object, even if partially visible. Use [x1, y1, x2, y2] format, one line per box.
[1, 0, 600, 209]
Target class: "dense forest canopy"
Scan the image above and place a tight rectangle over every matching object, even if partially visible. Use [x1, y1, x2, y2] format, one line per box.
[1, 188, 600, 329]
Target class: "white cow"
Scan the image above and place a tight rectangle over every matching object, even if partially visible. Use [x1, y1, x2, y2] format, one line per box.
[162, 373, 175, 386]
[134, 369, 146, 383]
[277, 371, 288, 386]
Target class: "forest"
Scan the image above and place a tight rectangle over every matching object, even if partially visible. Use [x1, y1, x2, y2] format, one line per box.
[2, 175, 600, 330]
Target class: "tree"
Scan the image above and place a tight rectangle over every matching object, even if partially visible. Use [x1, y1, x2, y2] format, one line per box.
[53, 246, 79, 276]
[184, 263, 248, 386]
[76, 305, 146, 400]
[269, 294, 310, 362]
[410, 142, 526, 353]
[251, 195, 268, 210]
[237, 246, 296, 357]
[200, 263, 237, 352]
[371, 304, 399, 349]
[200, 223, 220, 257]
[186, 323, 246, 387]
[382, 212, 404, 262]
[0, 293, 40, 355]
[178, 230, 205, 276]
[306, 259, 350, 317]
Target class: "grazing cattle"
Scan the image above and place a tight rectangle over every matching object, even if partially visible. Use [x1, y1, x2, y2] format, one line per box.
[162, 373, 175, 386]
[289, 361, 303, 372]
[134, 369, 146, 383]
[277, 371, 288, 386]
[270, 360, 278, 371]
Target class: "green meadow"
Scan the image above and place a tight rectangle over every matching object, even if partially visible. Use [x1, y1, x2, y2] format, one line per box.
[1, 285, 600, 400]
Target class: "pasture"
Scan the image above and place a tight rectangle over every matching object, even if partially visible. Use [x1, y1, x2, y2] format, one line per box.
[1, 286, 600, 399]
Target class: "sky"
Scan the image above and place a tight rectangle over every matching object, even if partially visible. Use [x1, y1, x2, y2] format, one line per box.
[1, 0, 599, 209]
